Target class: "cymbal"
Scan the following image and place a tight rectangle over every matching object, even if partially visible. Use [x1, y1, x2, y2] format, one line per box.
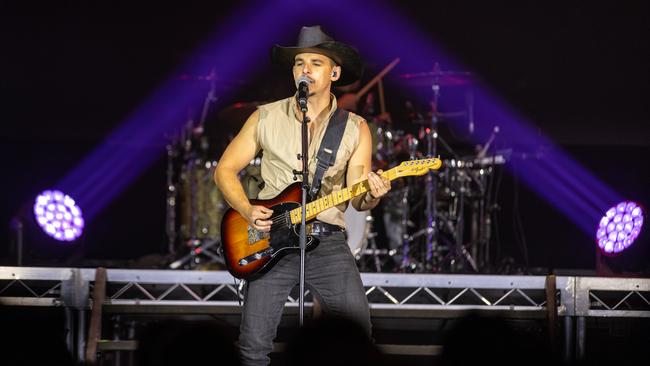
[217, 101, 261, 126]
[176, 73, 247, 88]
[399, 71, 475, 87]
[410, 110, 468, 124]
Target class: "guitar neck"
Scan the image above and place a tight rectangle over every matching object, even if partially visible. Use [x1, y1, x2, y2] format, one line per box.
[288, 167, 399, 225]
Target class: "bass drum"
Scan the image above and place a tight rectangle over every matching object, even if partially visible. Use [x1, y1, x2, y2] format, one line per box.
[178, 161, 226, 241]
[178, 159, 262, 242]
[344, 204, 371, 258]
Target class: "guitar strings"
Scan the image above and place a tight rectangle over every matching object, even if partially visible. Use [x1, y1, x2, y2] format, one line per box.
[263, 186, 367, 227]
[265, 194, 352, 226]
[263, 205, 323, 232]
[266, 200, 331, 225]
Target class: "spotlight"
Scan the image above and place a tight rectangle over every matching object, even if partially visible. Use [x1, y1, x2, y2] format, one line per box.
[596, 201, 644, 256]
[33, 190, 85, 242]
[8, 189, 86, 266]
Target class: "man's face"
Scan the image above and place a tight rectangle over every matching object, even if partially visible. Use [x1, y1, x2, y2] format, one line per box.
[293, 52, 340, 96]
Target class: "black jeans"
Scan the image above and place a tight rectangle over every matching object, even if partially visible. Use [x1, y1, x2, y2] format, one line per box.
[238, 231, 371, 366]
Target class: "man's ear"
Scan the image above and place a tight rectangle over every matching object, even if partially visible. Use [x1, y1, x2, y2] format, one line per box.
[331, 66, 341, 81]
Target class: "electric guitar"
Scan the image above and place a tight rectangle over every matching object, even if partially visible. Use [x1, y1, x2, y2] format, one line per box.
[220, 158, 442, 280]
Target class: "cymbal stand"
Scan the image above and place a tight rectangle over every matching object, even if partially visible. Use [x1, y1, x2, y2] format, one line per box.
[198, 68, 219, 131]
[169, 237, 224, 269]
[423, 63, 442, 268]
[450, 168, 478, 272]
[360, 215, 383, 272]
[399, 182, 413, 270]
[474, 169, 489, 271]
[165, 143, 179, 256]
[421, 63, 479, 272]
[163, 109, 193, 261]
[167, 112, 194, 262]
[464, 125, 499, 270]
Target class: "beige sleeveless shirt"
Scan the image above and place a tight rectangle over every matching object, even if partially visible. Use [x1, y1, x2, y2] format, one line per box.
[255, 95, 364, 228]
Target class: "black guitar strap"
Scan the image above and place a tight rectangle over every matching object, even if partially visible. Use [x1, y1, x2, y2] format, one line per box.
[309, 107, 349, 200]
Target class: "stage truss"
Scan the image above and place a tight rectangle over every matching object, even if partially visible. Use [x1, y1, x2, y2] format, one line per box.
[1, 267, 648, 363]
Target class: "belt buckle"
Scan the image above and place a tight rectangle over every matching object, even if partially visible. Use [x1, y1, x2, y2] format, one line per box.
[309, 222, 327, 236]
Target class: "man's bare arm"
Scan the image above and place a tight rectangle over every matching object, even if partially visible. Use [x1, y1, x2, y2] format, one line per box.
[347, 119, 391, 211]
[214, 109, 273, 231]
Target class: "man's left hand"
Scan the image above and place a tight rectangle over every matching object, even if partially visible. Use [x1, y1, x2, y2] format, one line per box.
[367, 169, 391, 199]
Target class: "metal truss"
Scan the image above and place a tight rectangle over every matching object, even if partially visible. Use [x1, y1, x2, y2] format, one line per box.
[359, 273, 568, 314]
[2, 267, 649, 317]
[0, 268, 563, 312]
[574, 276, 650, 318]
[0, 267, 88, 308]
[1, 266, 649, 363]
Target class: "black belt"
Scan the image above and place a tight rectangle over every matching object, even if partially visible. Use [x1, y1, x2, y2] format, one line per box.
[309, 221, 345, 236]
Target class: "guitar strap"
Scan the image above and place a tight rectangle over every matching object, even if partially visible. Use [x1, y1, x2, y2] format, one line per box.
[309, 107, 349, 200]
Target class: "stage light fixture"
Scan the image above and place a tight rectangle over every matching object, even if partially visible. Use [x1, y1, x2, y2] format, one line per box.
[33, 190, 84, 242]
[596, 201, 644, 255]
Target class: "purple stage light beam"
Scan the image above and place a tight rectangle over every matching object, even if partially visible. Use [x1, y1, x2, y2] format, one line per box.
[325, 0, 624, 235]
[55, 1, 302, 220]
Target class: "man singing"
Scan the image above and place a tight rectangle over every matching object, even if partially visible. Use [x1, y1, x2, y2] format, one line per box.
[215, 25, 391, 366]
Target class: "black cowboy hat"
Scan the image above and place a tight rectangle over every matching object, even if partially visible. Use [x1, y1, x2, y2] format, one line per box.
[271, 25, 363, 86]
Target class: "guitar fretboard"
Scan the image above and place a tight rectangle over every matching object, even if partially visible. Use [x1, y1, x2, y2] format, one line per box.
[288, 168, 399, 224]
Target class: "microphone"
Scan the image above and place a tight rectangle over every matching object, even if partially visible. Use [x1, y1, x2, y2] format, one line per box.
[296, 75, 310, 112]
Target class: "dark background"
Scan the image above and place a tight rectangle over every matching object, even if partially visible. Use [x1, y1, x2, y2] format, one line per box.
[1, 1, 648, 273]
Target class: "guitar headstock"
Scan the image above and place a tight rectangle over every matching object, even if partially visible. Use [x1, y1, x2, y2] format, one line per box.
[394, 158, 443, 178]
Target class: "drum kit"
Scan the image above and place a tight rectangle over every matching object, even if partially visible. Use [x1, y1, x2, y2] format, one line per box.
[164, 63, 507, 274]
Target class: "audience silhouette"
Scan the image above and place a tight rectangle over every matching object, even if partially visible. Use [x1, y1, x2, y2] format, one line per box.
[286, 315, 385, 366]
[438, 312, 557, 366]
[136, 319, 240, 366]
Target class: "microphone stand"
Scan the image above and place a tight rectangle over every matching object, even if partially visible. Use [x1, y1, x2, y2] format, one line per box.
[298, 101, 309, 327]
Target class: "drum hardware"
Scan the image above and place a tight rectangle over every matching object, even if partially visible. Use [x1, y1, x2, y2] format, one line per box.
[176, 71, 247, 88]
[345, 195, 404, 273]
[164, 71, 230, 270]
[174, 161, 227, 269]
[337, 58, 401, 112]
[367, 64, 508, 272]
[199, 69, 220, 131]
[426, 64, 488, 273]
[436, 152, 505, 272]
[398, 69, 476, 88]
[434, 162, 496, 273]
[398, 180, 417, 270]
[364, 229, 383, 272]
[165, 143, 179, 256]
[359, 248, 395, 256]
[169, 237, 224, 269]
[421, 62, 448, 269]
[217, 101, 262, 129]
[347, 212, 386, 273]
[448, 164, 475, 272]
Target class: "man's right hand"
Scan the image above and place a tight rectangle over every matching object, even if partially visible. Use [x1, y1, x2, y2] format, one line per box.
[246, 205, 274, 232]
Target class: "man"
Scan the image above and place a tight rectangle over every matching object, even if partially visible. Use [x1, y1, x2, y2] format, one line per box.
[215, 25, 391, 366]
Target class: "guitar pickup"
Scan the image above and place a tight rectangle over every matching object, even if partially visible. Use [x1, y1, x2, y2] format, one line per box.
[238, 247, 274, 266]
